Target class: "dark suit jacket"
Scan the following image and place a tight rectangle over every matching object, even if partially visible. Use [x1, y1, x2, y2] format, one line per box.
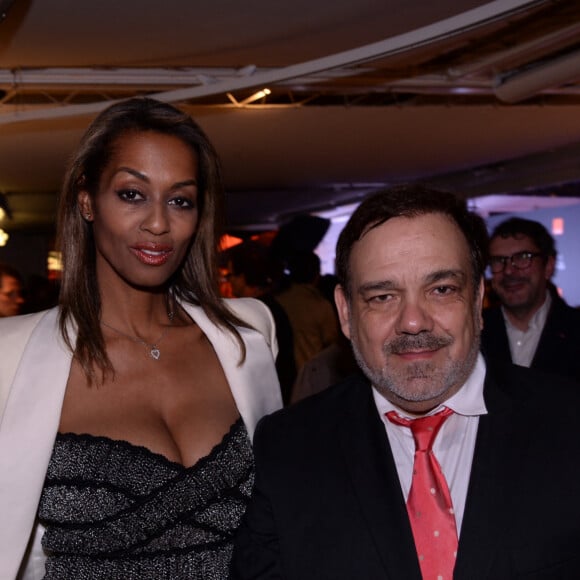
[481, 294, 580, 383]
[232, 367, 580, 579]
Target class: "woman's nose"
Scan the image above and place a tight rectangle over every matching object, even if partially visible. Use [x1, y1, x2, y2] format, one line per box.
[140, 202, 169, 235]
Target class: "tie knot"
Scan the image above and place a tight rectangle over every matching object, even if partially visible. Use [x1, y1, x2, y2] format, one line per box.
[387, 408, 452, 452]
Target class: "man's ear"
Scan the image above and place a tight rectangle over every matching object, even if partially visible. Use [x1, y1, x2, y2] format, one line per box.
[334, 284, 352, 339]
[78, 190, 94, 221]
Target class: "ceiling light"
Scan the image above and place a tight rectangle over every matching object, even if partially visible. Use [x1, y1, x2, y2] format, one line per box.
[226, 88, 271, 106]
[47, 251, 63, 273]
[0, 0, 15, 23]
[0, 192, 11, 219]
[0, 228, 8, 247]
[240, 89, 271, 105]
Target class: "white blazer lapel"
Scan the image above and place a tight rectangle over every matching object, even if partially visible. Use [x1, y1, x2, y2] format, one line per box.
[0, 309, 72, 580]
[182, 301, 281, 439]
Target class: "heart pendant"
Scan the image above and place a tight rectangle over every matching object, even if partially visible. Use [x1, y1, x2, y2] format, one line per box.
[150, 348, 161, 360]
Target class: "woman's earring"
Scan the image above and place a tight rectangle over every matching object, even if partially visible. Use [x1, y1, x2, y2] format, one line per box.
[84, 213, 92, 221]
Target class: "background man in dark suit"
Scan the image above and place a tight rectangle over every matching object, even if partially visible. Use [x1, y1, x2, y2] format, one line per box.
[232, 186, 580, 580]
[481, 217, 580, 382]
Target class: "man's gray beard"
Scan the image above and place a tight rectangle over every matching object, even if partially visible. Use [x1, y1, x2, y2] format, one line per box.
[350, 327, 480, 404]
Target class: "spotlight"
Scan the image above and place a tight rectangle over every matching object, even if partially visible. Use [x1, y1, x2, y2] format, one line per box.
[0, 192, 12, 220]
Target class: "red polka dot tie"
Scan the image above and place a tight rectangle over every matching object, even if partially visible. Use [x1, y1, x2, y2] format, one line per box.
[387, 408, 458, 580]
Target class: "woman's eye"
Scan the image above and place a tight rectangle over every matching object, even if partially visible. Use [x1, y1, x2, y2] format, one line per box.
[116, 188, 143, 202]
[169, 196, 195, 209]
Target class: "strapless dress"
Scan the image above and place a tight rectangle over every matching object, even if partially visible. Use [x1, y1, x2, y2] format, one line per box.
[37, 418, 253, 579]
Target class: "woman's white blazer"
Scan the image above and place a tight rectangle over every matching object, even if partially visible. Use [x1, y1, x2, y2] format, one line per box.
[0, 298, 282, 580]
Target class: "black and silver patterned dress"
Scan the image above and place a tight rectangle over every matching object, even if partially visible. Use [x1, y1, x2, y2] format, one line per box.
[37, 419, 253, 579]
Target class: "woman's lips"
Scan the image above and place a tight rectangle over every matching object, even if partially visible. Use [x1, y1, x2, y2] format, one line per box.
[130, 245, 174, 266]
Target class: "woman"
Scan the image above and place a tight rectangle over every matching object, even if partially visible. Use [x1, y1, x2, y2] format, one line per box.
[0, 98, 282, 578]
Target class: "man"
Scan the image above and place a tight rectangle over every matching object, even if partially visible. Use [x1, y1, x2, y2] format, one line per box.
[0, 263, 24, 317]
[276, 250, 339, 371]
[481, 217, 580, 382]
[232, 186, 580, 579]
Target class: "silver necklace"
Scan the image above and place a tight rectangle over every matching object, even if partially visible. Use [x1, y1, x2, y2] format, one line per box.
[101, 310, 175, 360]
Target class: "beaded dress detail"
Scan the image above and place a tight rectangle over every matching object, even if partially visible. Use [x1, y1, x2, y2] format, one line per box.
[37, 419, 253, 579]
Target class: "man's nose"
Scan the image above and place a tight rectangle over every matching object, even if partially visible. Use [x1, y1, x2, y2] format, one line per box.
[395, 298, 433, 335]
[502, 259, 516, 275]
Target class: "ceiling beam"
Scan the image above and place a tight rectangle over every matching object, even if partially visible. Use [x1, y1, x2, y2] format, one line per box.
[0, 0, 545, 125]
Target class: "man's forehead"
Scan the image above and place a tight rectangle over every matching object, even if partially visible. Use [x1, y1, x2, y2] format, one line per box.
[349, 215, 472, 281]
[353, 213, 469, 256]
[2, 275, 19, 285]
[0, 275, 20, 290]
[491, 233, 537, 250]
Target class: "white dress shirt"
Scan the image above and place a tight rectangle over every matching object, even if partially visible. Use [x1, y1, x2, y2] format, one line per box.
[503, 292, 551, 367]
[373, 353, 487, 535]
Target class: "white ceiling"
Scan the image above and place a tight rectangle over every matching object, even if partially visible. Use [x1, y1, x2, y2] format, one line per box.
[1, 0, 580, 232]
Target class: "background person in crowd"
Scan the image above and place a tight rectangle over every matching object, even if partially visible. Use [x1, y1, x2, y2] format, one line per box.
[21, 274, 60, 314]
[290, 273, 357, 404]
[0, 263, 25, 317]
[0, 97, 282, 579]
[232, 186, 580, 580]
[275, 250, 339, 372]
[225, 240, 297, 405]
[290, 331, 358, 404]
[481, 217, 580, 382]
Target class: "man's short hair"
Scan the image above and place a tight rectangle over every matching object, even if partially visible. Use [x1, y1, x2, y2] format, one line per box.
[286, 251, 320, 284]
[0, 263, 22, 286]
[335, 185, 489, 298]
[489, 217, 556, 259]
[226, 241, 272, 288]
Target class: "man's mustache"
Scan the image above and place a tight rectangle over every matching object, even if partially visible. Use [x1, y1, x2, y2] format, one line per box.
[385, 333, 453, 354]
[499, 275, 529, 287]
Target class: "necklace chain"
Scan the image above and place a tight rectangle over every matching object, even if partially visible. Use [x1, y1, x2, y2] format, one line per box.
[101, 309, 175, 361]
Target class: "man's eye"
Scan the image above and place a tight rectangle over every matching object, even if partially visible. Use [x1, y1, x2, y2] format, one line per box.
[432, 285, 456, 296]
[368, 294, 392, 303]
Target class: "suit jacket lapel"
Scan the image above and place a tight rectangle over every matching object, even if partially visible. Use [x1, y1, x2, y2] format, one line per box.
[454, 373, 526, 580]
[0, 308, 72, 580]
[338, 379, 422, 580]
[482, 308, 512, 366]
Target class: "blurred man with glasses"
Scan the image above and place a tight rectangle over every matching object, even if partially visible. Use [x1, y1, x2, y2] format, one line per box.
[481, 217, 580, 382]
[0, 263, 24, 318]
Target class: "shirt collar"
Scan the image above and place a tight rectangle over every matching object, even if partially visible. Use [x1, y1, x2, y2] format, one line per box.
[372, 352, 488, 420]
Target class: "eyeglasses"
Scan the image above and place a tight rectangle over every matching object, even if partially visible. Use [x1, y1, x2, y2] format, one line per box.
[489, 251, 543, 273]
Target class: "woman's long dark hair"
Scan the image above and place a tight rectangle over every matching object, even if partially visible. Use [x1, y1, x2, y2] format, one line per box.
[58, 97, 249, 383]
